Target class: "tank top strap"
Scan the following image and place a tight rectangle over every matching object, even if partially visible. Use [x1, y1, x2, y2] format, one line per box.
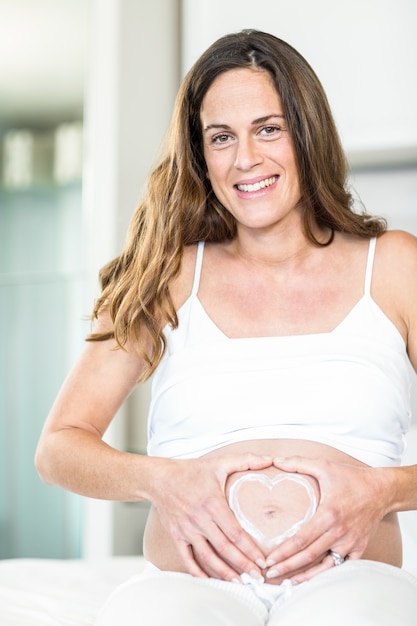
[191, 241, 205, 296]
[364, 237, 377, 296]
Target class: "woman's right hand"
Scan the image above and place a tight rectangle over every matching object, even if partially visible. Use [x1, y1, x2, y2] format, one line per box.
[149, 453, 273, 582]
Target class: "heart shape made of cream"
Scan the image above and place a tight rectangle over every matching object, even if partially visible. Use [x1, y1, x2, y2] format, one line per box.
[228, 472, 317, 550]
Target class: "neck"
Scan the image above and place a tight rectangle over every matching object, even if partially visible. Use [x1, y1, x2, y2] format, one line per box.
[232, 224, 329, 268]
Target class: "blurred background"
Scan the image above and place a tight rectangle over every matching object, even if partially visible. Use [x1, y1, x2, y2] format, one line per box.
[0, 0, 416, 561]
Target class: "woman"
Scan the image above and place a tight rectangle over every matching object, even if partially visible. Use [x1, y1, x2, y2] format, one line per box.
[36, 30, 417, 624]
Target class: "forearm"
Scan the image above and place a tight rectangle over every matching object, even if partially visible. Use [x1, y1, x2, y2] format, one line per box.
[35, 427, 163, 502]
[382, 464, 417, 514]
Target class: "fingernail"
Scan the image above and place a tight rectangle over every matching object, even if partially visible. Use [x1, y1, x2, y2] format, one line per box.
[265, 558, 276, 567]
[266, 568, 279, 579]
[262, 455, 273, 461]
[273, 457, 286, 463]
[249, 569, 264, 581]
[256, 558, 267, 568]
[231, 577, 241, 584]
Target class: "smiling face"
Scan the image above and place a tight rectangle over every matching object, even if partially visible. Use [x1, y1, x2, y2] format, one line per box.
[200, 68, 303, 238]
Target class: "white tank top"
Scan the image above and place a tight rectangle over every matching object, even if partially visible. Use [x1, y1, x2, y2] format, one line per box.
[147, 239, 412, 467]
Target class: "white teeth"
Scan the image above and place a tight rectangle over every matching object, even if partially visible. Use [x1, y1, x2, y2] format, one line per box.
[237, 176, 277, 192]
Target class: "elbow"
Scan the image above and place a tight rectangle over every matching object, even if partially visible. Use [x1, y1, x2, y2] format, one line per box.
[34, 438, 55, 485]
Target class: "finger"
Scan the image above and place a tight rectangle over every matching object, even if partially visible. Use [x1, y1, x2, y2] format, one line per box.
[265, 526, 338, 578]
[201, 516, 266, 576]
[175, 507, 265, 580]
[291, 548, 361, 584]
[183, 533, 252, 582]
[290, 552, 339, 584]
[205, 491, 268, 569]
[266, 523, 367, 580]
[266, 528, 364, 580]
[219, 453, 273, 479]
[191, 536, 246, 582]
[265, 508, 329, 564]
[243, 453, 274, 469]
[273, 455, 325, 480]
[195, 482, 266, 572]
[176, 541, 210, 578]
[169, 491, 267, 577]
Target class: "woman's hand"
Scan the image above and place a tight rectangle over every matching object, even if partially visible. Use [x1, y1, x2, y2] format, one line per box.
[264, 456, 395, 583]
[150, 453, 273, 581]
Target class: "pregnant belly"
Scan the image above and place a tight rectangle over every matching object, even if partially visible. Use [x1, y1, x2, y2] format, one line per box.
[225, 465, 318, 555]
[143, 439, 402, 580]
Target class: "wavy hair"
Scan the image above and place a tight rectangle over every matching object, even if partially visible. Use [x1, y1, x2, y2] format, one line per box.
[88, 29, 386, 381]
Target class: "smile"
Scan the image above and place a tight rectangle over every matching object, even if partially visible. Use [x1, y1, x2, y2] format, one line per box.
[236, 176, 278, 193]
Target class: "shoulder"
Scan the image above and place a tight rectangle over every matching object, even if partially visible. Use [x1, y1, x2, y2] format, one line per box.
[375, 230, 417, 273]
[169, 243, 199, 311]
[376, 228, 417, 250]
[374, 230, 417, 358]
[169, 241, 230, 311]
[375, 229, 417, 308]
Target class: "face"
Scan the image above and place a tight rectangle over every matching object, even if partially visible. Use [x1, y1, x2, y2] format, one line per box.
[200, 68, 302, 235]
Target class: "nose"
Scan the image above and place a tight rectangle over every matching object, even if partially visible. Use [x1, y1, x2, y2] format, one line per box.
[234, 137, 262, 170]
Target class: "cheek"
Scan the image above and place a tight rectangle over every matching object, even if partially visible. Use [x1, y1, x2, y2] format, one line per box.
[205, 163, 222, 188]
[207, 175, 227, 197]
[206, 175, 231, 208]
[206, 157, 230, 186]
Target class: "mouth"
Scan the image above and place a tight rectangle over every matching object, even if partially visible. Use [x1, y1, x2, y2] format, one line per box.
[235, 176, 278, 193]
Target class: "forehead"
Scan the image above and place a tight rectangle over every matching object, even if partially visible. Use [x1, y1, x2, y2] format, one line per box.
[200, 68, 282, 119]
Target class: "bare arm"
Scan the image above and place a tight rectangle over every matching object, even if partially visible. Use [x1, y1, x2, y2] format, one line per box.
[35, 311, 272, 580]
[35, 312, 148, 500]
[265, 231, 417, 582]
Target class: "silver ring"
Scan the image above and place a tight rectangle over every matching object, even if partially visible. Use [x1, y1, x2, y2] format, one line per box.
[329, 550, 345, 566]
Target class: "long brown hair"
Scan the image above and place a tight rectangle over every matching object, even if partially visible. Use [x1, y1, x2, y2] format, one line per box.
[88, 29, 386, 381]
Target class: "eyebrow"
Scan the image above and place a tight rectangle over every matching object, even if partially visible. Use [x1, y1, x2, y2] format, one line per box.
[203, 114, 285, 133]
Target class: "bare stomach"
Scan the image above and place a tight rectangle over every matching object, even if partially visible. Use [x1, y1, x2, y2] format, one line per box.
[143, 439, 402, 583]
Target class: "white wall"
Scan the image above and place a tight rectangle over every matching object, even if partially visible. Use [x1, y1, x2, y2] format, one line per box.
[350, 167, 417, 237]
[182, 0, 417, 164]
[82, 0, 180, 557]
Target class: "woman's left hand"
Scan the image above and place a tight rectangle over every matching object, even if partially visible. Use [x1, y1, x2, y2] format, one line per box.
[264, 456, 394, 583]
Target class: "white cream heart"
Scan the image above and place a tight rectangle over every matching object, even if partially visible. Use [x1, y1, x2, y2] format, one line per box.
[228, 472, 317, 550]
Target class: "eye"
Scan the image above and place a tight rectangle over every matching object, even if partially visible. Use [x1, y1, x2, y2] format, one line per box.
[259, 125, 282, 137]
[210, 132, 234, 146]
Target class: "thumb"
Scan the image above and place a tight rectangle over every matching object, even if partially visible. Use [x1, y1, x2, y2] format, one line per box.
[240, 453, 273, 471]
[220, 453, 273, 475]
[273, 455, 324, 479]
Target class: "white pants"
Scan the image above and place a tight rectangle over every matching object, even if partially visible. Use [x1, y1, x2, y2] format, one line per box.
[95, 560, 417, 625]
